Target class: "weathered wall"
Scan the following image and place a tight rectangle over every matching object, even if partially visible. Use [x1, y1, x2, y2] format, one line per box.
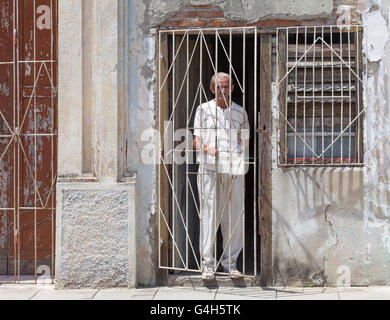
[55, 185, 136, 288]
[58, 0, 83, 176]
[143, 0, 333, 26]
[129, 0, 334, 286]
[272, 1, 390, 286]
[56, 0, 136, 288]
[272, 168, 371, 286]
[57, 0, 390, 288]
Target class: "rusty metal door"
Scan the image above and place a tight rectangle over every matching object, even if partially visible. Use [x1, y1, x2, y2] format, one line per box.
[0, 0, 57, 283]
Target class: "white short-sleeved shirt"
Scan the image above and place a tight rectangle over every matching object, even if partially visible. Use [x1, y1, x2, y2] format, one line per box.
[193, 100, 250, 165]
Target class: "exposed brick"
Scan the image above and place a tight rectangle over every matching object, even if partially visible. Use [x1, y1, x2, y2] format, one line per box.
[298, 18, 331, 26]
[207, 19, 305, 28]
[160, 18, 209, 28]
[159, 19, 181, 27]
[207, 19, 242, 27]
[171, 11, 200, 19]
[161, 17, 334, 29]
[176, 19, 208, 27]
[184, 4, 215, 10]
[256, 19, 300, 27]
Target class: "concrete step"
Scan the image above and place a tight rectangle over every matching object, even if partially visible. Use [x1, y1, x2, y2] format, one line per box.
[168, 272, 260, 288]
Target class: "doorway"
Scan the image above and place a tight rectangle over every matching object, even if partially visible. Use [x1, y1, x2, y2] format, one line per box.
[158, 27, 263, 278]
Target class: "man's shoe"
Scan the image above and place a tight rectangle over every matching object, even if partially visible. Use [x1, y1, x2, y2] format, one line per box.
[201, 266, 215, 280]
[224, 268, 243, 279]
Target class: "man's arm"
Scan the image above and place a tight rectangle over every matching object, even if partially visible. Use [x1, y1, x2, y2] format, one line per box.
[193, 105, 218, 156]
[193, 136, 218, 156]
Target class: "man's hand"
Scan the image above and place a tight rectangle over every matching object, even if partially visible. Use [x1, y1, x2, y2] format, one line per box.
[194, 136, 218, 156]
[204, 145, 218, 156]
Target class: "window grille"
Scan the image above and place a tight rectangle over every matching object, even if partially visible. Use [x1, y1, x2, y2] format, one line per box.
[275, 26, 365, 166]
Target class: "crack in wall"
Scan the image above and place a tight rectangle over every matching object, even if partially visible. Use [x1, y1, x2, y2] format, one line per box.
[324, 204, 339, 251]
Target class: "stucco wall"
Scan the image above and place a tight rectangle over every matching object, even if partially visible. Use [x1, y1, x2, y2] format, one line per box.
[142, 0, 333, 25]
[272, 3, 390, 286]
[56, 0, 137, 288]
[55, 186, 136, 288]
[57, 0, 390, 288]
[130, 0, 334, 287]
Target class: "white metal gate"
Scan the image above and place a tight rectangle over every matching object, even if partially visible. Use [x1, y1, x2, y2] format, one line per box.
[157, 27, 259, 278]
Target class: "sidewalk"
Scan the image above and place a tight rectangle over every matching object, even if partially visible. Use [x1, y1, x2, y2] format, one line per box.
[1, 283, 390, 300]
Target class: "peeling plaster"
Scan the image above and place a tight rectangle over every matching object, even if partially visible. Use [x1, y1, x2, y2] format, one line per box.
[46, 0, 390, 287]
[135, 0, 335, 286]
[142, 0, 333, 27]
[359, 2, 390, 281]
[93, 0, 390, 286]
[130, 0, 159, 286]
[363, 10, 389, 62]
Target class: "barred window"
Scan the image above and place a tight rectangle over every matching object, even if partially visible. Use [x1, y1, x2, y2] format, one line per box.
[276, 26, 365, 166]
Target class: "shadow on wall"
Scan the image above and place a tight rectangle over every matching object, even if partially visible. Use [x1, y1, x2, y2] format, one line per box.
[273, 167, 364, 286]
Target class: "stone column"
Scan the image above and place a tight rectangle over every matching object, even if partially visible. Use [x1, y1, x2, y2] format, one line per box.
[56, 0, 136, 288]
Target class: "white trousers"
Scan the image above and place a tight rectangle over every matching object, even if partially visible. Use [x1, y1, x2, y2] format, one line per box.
[197, 165, 244, 270]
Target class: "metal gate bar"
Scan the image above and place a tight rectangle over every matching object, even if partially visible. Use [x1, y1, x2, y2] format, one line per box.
[158, 27, 258, 278]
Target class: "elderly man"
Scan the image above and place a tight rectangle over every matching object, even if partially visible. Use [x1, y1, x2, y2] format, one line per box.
[193, 72, 250, 280]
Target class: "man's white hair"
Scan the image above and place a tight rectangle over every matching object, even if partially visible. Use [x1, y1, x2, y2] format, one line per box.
[210, 72, 232, 89]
